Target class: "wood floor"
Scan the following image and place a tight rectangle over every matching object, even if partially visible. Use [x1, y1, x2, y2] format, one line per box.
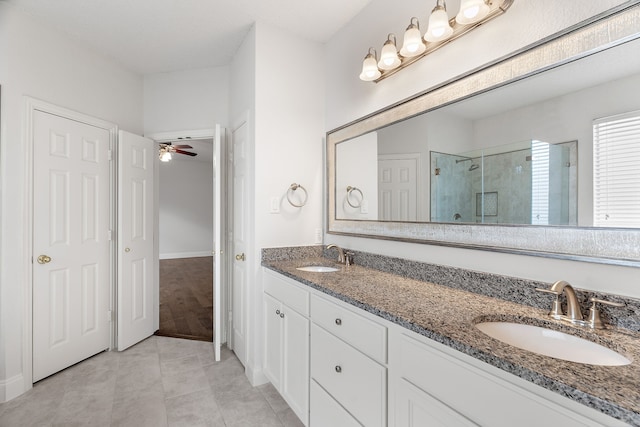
[157, 256, 214, 342]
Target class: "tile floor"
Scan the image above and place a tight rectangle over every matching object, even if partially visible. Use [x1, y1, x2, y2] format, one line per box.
[0, 336, 304, 427]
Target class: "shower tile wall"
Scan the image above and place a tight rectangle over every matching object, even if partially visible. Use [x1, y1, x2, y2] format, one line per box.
[431, 143, 577, 225]
[478, 149, 532, 224]
[431, 153, 474, 222]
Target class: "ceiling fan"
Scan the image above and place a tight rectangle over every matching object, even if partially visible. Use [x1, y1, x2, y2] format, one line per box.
[158, 142, 197, 162]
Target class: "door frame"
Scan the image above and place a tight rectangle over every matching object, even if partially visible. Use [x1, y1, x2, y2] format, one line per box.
[22, 97, 118, 390]
[146, 128, 231, 346]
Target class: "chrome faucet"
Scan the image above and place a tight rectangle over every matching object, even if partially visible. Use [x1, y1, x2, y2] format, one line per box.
[536, 280, 583, 324]
[326, 244, 345, 264]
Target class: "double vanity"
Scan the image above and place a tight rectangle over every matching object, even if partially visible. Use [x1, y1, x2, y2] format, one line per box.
[261, 246, 640, 426]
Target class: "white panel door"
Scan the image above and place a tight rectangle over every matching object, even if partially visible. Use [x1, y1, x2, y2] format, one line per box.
[117, 130, 156, 350]
[378, 156, 418, 221]
[32, 110, 111, 382]
[230, 118, 249, 365]
[213, 124, 224, 361]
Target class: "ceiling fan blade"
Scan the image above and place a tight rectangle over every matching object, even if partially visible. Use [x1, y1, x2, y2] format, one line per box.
[171, 144, 193, 149]
[174, 149, 198, 157]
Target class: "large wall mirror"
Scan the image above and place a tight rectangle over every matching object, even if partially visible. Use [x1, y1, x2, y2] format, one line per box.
[327, 2, 640, 266]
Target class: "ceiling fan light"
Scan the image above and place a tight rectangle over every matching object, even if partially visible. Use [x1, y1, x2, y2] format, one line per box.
[456, 0, 490, 25]
[424, 5, 453, 43]
[359, 48, 381, 81]
[160, 151, 172, 162]
[378, 35, 401, 70]
[400, 18, 426, 58]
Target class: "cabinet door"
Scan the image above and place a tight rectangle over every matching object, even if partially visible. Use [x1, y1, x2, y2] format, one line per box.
[263, 293, 282, 390]
[310, 380, 361, 427]
[282, 306, 310, 425]
[396, 379, 477, 427]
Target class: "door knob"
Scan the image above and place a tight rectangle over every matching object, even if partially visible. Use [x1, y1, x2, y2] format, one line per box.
[124, 247, 131, 253]
[37, 255, 52, 264]
[235, 253, 245, 261]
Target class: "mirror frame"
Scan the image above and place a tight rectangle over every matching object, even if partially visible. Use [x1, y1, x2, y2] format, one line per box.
[327, 2, 640, 267]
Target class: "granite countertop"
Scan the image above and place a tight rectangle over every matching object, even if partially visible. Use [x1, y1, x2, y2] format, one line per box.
[263, 257, 640, 425]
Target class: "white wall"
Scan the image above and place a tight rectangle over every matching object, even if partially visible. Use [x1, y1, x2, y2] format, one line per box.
[159, 156, 214, 259]
[144, 66, 230, 134]
[0, 2, 143, 401]
[324, 0, 640, 300]
[238, 21, 325, 385]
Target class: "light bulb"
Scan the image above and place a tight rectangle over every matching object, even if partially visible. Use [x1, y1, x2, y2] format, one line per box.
[378, 35, 401, 70]
[160, 151, 172, 162]
[424, 5, 453, 43]
[400, 18, 426, 58]
[359, 49, 381, 81]
[456, 0, 490, 25]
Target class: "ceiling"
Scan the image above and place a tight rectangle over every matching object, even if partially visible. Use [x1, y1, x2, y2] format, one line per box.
[6, 0, 372, 75]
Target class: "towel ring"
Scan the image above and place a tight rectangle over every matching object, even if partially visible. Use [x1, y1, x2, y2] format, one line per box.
[346, 186, 363, 208]
[287, 183, 308, 207]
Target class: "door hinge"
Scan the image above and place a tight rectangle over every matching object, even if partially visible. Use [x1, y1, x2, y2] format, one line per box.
[107, 230, 113, 241]
[228, 311, 233, 323]
[107, 150, 113, 161]
[107, 310, 114, 322]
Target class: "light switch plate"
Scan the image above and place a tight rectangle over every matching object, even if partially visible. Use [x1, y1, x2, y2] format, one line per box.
[270, 197, 280, 213]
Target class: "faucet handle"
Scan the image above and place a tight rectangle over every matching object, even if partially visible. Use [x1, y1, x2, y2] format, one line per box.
[344, 251, 354, 266]
[589, 297, 624, 308]
[587, 297, 624, 329]
[535, 288, 562, 318]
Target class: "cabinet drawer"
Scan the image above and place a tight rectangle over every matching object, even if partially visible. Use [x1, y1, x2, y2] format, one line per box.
[311, 324, 386, 427]
[399, 333, 612, 427]
[310, 294, 387, 363]
[264, 270, 309, 316]
[310, 380, 361, 427]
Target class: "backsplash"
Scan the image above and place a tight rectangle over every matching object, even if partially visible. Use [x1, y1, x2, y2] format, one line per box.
[262, 245, 640, 333]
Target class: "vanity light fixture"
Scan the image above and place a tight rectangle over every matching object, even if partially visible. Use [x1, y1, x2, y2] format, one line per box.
[359, 47, 382, 81]
[359, 0, 514, 82]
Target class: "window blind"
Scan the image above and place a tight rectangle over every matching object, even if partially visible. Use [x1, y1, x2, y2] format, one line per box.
[593, 110, 640, 228]
[531, 140, 550, 225]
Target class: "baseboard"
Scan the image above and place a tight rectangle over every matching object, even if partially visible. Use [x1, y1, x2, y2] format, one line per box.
[0, 373, 26, 403]
[246, 364, 268, 387]
[159, 251, 212, 260]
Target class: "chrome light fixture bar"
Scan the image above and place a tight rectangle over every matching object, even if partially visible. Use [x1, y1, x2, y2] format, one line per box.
[360, 0, 514, 82]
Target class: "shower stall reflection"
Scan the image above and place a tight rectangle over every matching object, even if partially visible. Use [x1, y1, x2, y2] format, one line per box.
[430, 140, 577, 225]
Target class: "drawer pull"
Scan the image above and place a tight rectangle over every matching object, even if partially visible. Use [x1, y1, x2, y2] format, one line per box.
[335, 318, 342, 326]
[335, 365, 342, 373]
[280, 312, 285, 318]
[276, 309, 281, 315]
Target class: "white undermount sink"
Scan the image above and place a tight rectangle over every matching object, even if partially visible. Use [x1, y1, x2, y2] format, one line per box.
[296, 265, 339, 273]
[475, 321, 631, 366]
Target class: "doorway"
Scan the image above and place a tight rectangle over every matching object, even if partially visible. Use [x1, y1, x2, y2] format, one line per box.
[150, 130, 228, 351]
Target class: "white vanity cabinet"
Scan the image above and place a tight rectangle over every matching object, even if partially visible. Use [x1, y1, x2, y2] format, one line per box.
[389, 329, 628, 427]
[309, 294, 388, 427]
[263, 269, 310, 426]
[262, 269, 628, 427]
